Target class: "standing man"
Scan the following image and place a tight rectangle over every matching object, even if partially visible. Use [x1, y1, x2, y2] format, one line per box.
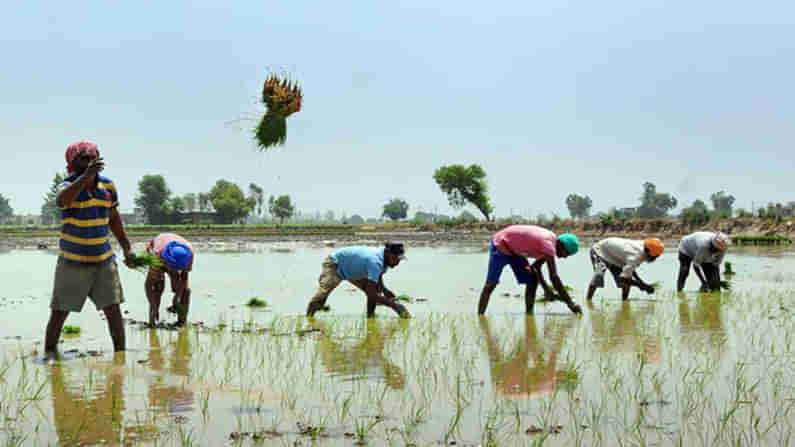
[677, 231, 729, 292]
[45, 141, 134, 355]
[478, 225, 582, 315]
[586, 237, 664, 301]
[306, 242, 410, 318]
[144, 233, 194, 327]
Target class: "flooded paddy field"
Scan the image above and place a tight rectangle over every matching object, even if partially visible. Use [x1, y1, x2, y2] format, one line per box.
[0, 244, 794, 446]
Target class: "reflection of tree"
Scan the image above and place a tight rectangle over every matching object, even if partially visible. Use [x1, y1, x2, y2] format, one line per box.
[479, 316, 573, 398]
[49, 353, 156, 445]
[148, 329, 195, 414]
[309, 318, 408, 390]
[678, 293, 726, 352]
[588, 301, 661, 362]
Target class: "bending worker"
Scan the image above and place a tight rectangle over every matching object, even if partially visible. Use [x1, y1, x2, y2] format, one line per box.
[677, 231, 729, 292]
[478, 225, 582, 315]
[587, 237, 664, 301]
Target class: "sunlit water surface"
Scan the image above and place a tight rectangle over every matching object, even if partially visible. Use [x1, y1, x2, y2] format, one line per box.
[0, 244, 793, 446]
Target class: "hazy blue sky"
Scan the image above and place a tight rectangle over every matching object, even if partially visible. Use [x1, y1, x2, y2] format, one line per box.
[2, 1, 793, 219]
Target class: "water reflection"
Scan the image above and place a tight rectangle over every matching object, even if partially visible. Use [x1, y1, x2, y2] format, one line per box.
[309, 318, 407, 389]
[479, 316, 573, 398]
[588, 301, 662, 362]
[49, 352, 156, 445]
[147, 329, 195, 415]
[678, 292, 726, 352]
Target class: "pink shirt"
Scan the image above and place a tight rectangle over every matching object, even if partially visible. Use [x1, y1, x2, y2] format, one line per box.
[147, 233, 194, 271]
[493, 225, 557, 260]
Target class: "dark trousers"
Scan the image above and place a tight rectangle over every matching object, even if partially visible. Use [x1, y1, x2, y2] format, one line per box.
[678, 252, 720, 291]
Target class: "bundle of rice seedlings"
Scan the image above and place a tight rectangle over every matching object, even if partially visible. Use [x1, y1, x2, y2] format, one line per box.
[130, 252, 164, 270]
[255, 74, 303, 150]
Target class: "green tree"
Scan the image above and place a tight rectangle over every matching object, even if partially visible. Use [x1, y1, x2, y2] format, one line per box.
[41, 172, 65, 225]
[636, 182, 677, 218]
[680, 199, 711, 225]
[182, 193, 197, 212]
[249, 183, 265, 216]
[382, 198, 409, 221]
[268, 195, 294, 224]
[565, 193, 593, 219]
[710, 191, 735, 218]
[209, 180, 254, 224]
[433, 164, 493, 220]
[0, 193, 13, 221]
[135, 175, 172, 224]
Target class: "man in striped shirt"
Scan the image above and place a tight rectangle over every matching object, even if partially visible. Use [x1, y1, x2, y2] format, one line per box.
[44, 141, 134, 356]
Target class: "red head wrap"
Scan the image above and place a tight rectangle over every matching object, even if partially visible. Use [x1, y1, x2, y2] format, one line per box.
[65, 141, 100, 174]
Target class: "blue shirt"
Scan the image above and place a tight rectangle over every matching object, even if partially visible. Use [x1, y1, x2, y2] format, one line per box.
[330, 246, 385, 282]
[57, 173, 119, 264]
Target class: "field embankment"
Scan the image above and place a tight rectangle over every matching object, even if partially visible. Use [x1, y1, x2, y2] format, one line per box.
[1, 217, 793, 250]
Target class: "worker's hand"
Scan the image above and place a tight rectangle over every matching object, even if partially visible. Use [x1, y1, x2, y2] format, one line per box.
[643, 284, 655, 294]
[569, 302, 582, 314]
[122, 250, 136, 269]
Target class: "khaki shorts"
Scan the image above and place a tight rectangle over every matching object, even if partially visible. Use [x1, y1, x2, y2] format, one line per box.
[51, 257, 124, 312]
[309, 256, 343, 303]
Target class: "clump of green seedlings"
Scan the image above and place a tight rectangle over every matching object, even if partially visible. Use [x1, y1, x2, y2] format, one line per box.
[724, 261, 735, 276]
[62, 325, 81, 335]
[129, 252, 164, 270]
[246, 297, 268, 308]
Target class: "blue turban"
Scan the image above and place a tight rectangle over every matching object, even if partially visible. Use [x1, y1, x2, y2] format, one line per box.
[161, 241, 193, 270]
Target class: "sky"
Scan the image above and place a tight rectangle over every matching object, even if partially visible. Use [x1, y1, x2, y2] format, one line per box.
[2, 1, 794, 219]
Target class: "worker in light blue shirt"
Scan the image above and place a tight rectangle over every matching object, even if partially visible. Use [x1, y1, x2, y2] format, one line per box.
[306, 243, 410, 318]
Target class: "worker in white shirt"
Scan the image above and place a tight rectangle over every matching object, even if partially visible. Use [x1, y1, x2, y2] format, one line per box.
[586, 237, 665, 301]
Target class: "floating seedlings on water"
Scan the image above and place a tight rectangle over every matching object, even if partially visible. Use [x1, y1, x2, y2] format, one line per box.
[246, 297, 268, 308]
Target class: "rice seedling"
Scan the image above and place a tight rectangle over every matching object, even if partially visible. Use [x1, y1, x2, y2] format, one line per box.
[254, 73, 303, 150]
[396, 294, 413, 303]
[62, 325, 81, 335]
[724, 262, 735, 276]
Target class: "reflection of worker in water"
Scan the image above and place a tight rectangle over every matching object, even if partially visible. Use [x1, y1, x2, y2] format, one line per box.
[588, 301, 661, 362]
[478, 316, 573, 398]
[147, 328, 195, 414]
[308, 318, 407, 390]
[49, 353, 156, 444]
[678, 292, 726, 349]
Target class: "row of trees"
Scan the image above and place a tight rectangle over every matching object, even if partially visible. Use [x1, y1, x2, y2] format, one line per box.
[0, 193, 13, 220]
[18, 165, 780, 226]
[134, 176, 297, 224]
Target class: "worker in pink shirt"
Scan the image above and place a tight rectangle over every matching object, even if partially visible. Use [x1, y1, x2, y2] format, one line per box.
[145, 233, 194, 327]
[478, 225, 581, 315]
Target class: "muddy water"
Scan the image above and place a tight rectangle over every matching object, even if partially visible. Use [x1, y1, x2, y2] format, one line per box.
[0, 245, 793, 445]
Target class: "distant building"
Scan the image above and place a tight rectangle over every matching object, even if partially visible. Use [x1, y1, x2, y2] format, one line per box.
[2, 214, 43, 226]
